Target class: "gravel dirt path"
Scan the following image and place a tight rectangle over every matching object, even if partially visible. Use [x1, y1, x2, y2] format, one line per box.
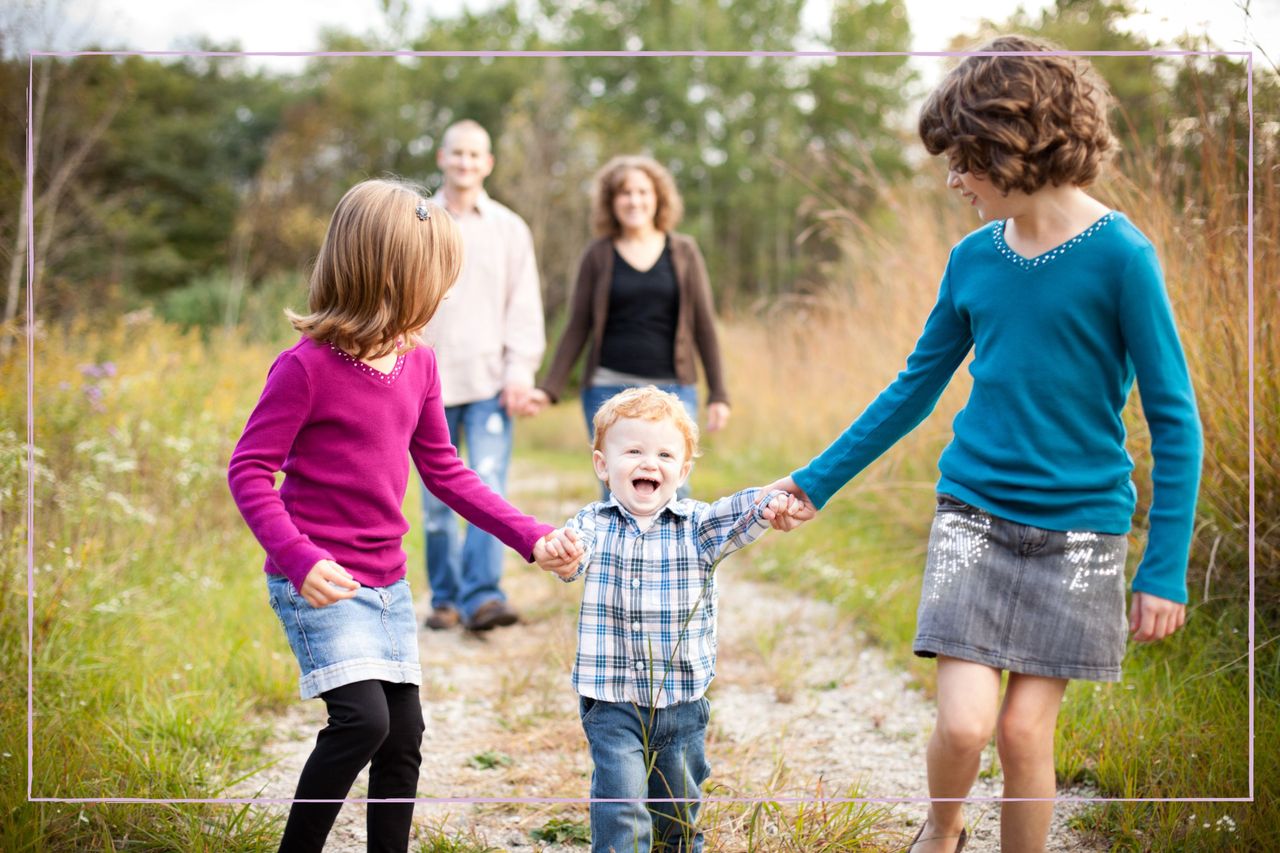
[235, 469, 1109, 852]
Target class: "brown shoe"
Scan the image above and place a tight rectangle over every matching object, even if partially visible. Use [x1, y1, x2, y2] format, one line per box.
[465, 599, 519, 631]
[425, 605, 460, 630]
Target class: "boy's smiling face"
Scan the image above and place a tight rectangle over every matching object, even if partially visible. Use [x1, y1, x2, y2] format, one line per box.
[593, 416, 692, 518]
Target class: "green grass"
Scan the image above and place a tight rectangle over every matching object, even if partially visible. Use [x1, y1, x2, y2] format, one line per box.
[529, 817, 591, 844]
[2, 319, 294, 850]
[466, 750, 514, 771]
[5, 310, 1271, 849]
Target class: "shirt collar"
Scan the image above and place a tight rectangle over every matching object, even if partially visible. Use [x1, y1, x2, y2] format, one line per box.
[602, 494, 692, 522]
[436, 188, 492, 218]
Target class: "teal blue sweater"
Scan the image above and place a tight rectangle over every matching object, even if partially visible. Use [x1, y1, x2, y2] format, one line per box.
[792, 212, 1202, 603]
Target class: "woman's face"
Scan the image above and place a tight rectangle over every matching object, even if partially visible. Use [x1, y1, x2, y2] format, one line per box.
[612, 169, 659, 234]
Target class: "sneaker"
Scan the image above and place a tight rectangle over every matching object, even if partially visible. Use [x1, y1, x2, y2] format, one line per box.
[425, 605, 460, 630]
[465, 599, 519, 632]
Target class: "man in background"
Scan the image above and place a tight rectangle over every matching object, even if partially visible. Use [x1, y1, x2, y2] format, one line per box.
[420, 119, 545, 632]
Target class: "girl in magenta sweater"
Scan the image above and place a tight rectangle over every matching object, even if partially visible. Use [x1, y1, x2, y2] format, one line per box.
[228, 179, 578, 852]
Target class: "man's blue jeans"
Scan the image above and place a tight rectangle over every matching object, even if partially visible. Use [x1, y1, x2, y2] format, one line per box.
[579, 695, 711, 853]
[420, 395, 512, 621]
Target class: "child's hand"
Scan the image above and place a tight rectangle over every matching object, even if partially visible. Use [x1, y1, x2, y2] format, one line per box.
[1128, 591, 1186, 642]
[759, 477, 817, 531]
[534, 527, 583, 578]
[300, 559, 360, 607]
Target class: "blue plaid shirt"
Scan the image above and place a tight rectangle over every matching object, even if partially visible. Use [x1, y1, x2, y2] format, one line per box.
[561, 487, 778, 707]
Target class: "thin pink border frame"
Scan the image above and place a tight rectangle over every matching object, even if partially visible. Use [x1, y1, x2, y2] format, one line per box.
[24, 48, 1255, 809]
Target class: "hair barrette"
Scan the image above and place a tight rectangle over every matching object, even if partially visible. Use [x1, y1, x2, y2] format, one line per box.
[415, 201, 431, 221]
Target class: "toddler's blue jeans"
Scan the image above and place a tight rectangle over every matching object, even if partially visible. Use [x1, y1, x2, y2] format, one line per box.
[579, 695, 711, 853]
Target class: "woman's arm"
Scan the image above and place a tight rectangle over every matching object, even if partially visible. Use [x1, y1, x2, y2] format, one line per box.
[685, 238, 730, 407]
[537, 245, 601, 403]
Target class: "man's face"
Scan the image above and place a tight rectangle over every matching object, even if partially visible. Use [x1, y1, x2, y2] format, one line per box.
[437, 127, 494, 193]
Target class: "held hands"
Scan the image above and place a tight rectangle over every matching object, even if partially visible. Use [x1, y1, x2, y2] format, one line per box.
[534, 527, 584, 578]
[500, 384, 533, 418]
[757, 488, 813, 532]
[1129, 591, 1187, 643]
[760, 476, 818, 531]
[300, 559, 360, 607]
[521, 387, 552, 418]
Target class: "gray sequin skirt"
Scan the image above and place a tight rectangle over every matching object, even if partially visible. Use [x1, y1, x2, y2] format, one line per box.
[914, 493, 1129, 682]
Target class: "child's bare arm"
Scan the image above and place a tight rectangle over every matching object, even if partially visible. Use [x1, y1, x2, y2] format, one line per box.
[1128, 591, 1186, 643]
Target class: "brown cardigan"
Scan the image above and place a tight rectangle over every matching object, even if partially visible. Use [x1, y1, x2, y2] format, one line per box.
[538, 233, 729, 405]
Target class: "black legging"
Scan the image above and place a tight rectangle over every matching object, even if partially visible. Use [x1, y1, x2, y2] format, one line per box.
[278, 680, 425, 853]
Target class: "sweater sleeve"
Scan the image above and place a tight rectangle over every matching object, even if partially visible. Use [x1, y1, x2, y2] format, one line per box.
[227, 352, 334, 592]
[411, 353, 554, 559]
[791, 259, 973, 509]
[538, 246, 598, 402]
[1118, 244, 1203, 603]
[686, 239, 730, 405]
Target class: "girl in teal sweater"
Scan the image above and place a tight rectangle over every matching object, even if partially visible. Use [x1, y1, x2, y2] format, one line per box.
[770, 36, 1202, 853]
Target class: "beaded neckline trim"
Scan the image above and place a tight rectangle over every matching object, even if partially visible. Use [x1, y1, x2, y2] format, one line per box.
[993, 211, 1116, 271]
[327, 343, 404, 385]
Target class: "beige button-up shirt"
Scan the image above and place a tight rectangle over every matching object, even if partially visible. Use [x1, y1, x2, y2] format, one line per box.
[422, 191, 545, 407]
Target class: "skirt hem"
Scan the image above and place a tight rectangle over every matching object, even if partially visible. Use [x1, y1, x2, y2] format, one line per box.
[299, 657, 422, 700]
[913, 636, 1121, 683]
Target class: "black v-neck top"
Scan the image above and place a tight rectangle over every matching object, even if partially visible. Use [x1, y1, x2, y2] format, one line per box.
[598, 243, 679, 377]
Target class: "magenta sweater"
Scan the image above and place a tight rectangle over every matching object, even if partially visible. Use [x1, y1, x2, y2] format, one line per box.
[228, 336, 554, 591]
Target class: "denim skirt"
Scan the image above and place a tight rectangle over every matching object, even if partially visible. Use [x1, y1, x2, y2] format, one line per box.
[913, 494, 1129, 682]
[267, 574, 422, 699]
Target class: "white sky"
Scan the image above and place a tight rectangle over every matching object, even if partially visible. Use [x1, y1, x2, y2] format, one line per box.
[48, 0, 1280, 71]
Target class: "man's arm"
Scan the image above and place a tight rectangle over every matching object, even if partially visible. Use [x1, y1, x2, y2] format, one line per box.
[500, 216, 545, 415]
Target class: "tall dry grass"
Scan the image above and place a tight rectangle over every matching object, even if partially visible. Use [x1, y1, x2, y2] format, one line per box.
[717, 177, 972, 525]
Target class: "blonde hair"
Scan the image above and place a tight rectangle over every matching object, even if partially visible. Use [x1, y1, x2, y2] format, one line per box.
[591, 155, 684, 238]
[287, 178, 461, 360]
[592, 386, 700, 461]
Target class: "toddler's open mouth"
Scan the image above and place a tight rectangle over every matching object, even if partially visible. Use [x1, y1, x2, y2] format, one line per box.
[632, 477, 660, 496]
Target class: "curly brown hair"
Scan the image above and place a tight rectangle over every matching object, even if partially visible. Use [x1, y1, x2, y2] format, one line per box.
[287, 179, 462, 360]
[591, 155, 684, 238]
[918, 35, 1116, 194]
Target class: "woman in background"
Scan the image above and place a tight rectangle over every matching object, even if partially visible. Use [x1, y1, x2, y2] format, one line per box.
[528, 155, 730, 496]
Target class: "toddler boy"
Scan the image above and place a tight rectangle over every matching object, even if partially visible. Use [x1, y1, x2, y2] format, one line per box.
[541, 386, 807, 852]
